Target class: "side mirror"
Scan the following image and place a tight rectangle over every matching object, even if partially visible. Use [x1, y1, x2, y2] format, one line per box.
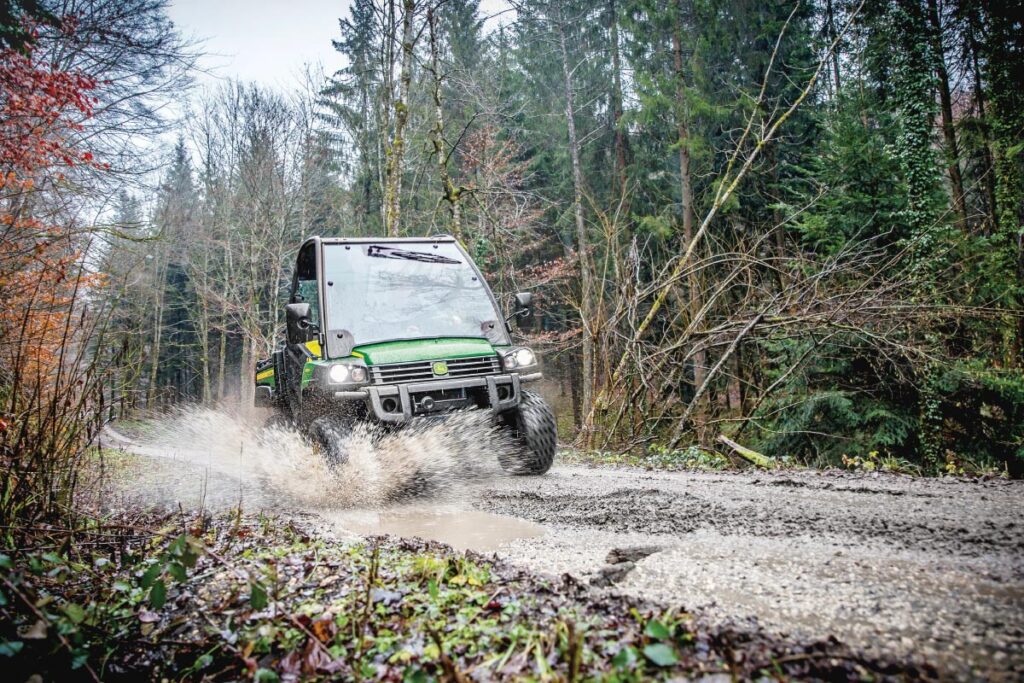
[507, 291, 534, 329]
[285, 302, 312, 344]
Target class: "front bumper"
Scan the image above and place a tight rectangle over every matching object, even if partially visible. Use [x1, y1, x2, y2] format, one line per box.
[334, 373, 538, 422]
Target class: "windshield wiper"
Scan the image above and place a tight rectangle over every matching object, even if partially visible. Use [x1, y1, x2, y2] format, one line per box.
[366, 244, 461, 264]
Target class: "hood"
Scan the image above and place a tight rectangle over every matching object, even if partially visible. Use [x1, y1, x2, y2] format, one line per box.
[352, 337, 498, 365]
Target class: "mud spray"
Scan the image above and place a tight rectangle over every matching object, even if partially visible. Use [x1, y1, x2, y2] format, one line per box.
[128, 408, 518, 510]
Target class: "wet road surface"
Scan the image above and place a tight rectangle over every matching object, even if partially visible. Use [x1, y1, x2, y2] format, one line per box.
[473, 466, 1023, 681]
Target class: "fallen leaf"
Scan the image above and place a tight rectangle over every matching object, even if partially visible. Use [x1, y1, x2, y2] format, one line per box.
[370, 587, 402, 604]
[20, 620, 47, 639]
[149, 580, 167, 609]
[311, 617, 336, 643]
[279, 650, 302, 675]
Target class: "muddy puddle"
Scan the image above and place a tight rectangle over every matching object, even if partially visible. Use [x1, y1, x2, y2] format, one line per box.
[103, 408, 546, 551]
[327, 506, 545, 552]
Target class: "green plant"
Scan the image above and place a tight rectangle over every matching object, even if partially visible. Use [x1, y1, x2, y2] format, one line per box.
[644, 445, 730, 470]
[137, 534, 203, 608]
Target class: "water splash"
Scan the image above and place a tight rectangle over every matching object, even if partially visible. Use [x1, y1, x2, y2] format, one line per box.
[129, 408, 516, 509]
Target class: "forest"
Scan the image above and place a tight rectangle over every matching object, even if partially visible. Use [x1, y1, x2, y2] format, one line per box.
[2, 0, 1024, 533]
[1, 1, 1022, 679]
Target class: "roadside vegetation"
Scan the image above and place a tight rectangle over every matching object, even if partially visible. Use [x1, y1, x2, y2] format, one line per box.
[561, 444, 1007, 477]
[561, 446, 734, 472]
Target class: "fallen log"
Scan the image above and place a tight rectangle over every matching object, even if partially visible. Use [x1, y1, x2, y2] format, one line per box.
[717, 434, 774, 469]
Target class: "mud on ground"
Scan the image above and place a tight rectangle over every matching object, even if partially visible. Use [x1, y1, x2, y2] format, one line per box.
[101, 412, 1023, 681]
[477, 466, 1023, 682]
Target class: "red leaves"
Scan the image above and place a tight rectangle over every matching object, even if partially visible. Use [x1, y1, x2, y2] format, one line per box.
[0, 30, 104, 381]
[0, 44, 99, 176]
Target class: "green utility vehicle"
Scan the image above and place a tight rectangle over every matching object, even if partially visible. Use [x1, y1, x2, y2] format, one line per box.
[254, 235, 556, 475]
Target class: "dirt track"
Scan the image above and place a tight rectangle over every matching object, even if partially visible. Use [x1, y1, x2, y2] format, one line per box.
[472, 466, 1023, 681]
[104, 424, 1023, 681]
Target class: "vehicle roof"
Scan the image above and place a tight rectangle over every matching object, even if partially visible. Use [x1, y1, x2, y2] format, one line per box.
[311, 234, 457, 246]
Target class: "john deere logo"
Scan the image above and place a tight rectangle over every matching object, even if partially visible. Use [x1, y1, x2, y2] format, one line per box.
[432, 361, 449, 376]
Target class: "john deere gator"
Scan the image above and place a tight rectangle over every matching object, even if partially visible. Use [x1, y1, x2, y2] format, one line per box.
[254, 235, 556, 475]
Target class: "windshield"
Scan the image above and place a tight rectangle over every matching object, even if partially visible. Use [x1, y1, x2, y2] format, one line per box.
[321, 242, 507, 346]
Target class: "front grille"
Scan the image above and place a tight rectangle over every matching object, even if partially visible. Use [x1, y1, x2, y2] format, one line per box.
[370, 355, 501, 385]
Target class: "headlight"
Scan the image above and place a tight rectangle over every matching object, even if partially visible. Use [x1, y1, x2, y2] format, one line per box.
[329, 364, 368, 384]
[501, 347, 537, 370]
[328, 364, 350, 383]
[514, 348, 536, 367]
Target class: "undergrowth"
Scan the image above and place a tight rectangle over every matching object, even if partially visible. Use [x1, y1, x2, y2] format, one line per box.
[560, 446, 734, 471]
[566, 443, 1007, 478]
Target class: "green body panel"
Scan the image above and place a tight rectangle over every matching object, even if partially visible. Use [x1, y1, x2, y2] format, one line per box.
[254, 358, 317, 392]
[352, 337, 498, 365]
[302, 360, 321, 388]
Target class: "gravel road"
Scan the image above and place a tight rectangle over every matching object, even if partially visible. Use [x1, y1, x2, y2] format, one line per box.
[473, 466, 1023, 682]
[104, 421, 1023, 681]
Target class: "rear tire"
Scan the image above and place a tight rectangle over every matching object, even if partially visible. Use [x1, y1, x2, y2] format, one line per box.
[501, 390, 556, 475]
[308, 415, 352, 466]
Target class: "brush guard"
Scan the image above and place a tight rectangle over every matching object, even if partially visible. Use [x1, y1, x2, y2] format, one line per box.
[350, 374, 521, 422]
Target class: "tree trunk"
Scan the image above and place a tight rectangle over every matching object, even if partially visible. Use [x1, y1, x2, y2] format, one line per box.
[146, 255, 167, 408]
[967, 20, 999, 234]
[727, 352, 743, 413]
[239, 337, 253, 411]
[384, 0, 415, 237]
[428, 7, 463, 242]
[825, 0, 842, 94]
[216, 327, 227, 402]
[196, 250, 212, 404]
[673, 2, 706, 437]
[609, 0, 628, 202]
[927, 0, 968, 228]
[557, 15, 594, 421]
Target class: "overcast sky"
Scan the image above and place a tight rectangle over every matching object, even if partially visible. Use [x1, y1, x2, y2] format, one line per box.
[166, 0, 513, 90]
[166, 0, 351, 89]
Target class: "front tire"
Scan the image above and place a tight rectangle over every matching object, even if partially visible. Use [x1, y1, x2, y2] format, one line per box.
[308, 415, 351, 466]
[262, 410, 294, 431]
[501, 390, 556, 475]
